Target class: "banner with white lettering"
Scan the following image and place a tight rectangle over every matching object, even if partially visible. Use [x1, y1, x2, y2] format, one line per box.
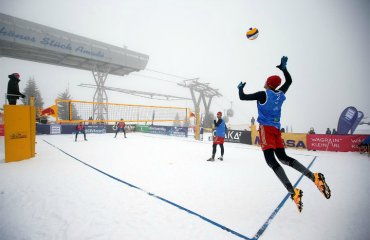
[212, 130, 252, 144]
[307, 134, 369, 152]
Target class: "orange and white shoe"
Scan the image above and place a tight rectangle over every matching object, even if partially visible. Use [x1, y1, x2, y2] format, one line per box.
[291, 188, 303, 212]
[314, 173, 331, 199]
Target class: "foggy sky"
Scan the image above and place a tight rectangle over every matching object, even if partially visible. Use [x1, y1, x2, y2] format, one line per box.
[0, 0, 369, 133]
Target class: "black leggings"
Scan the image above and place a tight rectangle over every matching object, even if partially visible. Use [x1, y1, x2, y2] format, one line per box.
[7, 99, 17, 105]
[263, 148, 314, 194]
[212, 143, 224, 157]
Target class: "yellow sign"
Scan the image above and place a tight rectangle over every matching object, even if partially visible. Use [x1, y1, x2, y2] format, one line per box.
[4, 105, 36, 162]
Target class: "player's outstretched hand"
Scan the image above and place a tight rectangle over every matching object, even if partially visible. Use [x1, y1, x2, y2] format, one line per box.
[237, 82, 246, 89]
[276, 56, 288, 70]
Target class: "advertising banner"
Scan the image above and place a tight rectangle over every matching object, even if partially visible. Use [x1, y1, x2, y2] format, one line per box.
[135, 125, 150, 133]
[106, 124, 135, 133]
[50, 124, 61, 135]
[212, 130, 252, 144]
[61, 124, 106, 134]
[85, 125, 106, 134]
[36, 123, 51, 134]
[307, 134, 369, 152]
[61, 125, 75, 134]
[253, 132, 307, 149]
[337, 106, 358, 134]
[281, 133, 307, 149]
[135, 125, 188, 137]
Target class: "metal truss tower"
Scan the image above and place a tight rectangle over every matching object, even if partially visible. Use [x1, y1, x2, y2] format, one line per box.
[178, 78, 222, 122]
[92, 66, 110, 121]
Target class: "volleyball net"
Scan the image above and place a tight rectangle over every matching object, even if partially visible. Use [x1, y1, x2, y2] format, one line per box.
[55, 99, 190, 124]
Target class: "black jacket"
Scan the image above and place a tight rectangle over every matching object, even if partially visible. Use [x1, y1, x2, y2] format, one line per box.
[7, 74, 23, 100]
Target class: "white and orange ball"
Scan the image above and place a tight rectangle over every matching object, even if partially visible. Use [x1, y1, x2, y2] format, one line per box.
[246, 27, 259, 40]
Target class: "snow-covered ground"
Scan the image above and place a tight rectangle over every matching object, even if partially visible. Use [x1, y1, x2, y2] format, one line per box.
[0, 133, 369, 240]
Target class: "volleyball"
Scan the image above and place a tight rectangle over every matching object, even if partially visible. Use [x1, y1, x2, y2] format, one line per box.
[246, 27, 259, 40]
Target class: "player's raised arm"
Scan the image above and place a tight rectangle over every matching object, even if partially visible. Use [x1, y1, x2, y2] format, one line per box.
[276, 56, 292, 94]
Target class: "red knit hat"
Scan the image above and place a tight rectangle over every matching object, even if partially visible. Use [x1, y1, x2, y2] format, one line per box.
[217, 111, 222, 116]
[265, 75, 281, 90]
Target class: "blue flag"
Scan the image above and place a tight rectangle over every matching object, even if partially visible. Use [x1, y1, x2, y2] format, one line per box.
[337, 106, 358, 135]
[350, 111, 364, 134]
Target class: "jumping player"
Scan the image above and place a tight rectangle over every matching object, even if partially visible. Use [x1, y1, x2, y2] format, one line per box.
[207, 112, 226, 161]
[114, 119, 127, 138]
[238, 56, 331, 212]
[75, 122, 87, 142]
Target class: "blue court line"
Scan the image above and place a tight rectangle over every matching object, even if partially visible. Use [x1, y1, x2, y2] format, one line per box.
[43, 139, 252, 240]
[43, 139, 316, 240]
[252, 156, 317, 240]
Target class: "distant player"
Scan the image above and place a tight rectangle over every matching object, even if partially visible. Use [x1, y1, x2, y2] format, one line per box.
[207, 112, 226, 161]
[114, 119, 127, 138]
[238, 56, 331, 212]
[75, 122, 87, 142]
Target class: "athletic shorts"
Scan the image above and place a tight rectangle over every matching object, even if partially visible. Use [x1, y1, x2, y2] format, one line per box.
[213, 136, 225, 145]
[259, 125, 284, 150]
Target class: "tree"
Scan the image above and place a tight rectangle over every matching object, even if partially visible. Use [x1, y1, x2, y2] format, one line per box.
[57, 88, 80, 121]
[203, 112, 215, 128]
[21, 77, 44, 116]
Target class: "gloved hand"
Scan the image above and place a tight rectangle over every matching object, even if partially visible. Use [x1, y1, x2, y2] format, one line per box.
[237, 82, 246, 89]
[276, 56, 288, 70]
[21, 94, 26, 98]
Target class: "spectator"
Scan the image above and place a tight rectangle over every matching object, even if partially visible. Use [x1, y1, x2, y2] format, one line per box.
[251, 116, 255, 126]
[280, 128, 285, 133]
[332, 128, 337, 135]
[325, 128, 332, 135]
[308, 127, 315, 134]
[7, 73, 26, 105]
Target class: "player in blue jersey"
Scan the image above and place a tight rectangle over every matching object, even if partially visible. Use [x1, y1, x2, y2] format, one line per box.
[207, 111, 226, 161]
[238, 56, 331, 212]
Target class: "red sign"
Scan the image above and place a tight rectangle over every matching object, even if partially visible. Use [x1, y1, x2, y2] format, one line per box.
[0, 124, 3, 136]
[307, 134, 369, 152]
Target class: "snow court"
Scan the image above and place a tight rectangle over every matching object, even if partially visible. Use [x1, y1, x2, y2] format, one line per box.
[0, 133, 369, 240]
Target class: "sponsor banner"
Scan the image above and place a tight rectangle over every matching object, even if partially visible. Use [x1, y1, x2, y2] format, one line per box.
[135, 125, 150, 133]
[105, 124, 135, 133]
[61, 125, 75, 134]
[85, 125, 106, 134]
[0, 124, 4, 136]
[307, 134, 369, 152]
[281, 133, 307, 149]
[50, 124, 61, 135]
[337, 106, 358, 134]
[36, 123, 51, 134]
[135, 125, 188, 137]
[168, 126, 188, 137]
[212, 130, 252, 144]
[253, 132, 307, 149]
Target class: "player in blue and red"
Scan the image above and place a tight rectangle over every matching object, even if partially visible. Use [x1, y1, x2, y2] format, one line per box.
[207, 111, 226, 161]
[114, 119, 127, 138]
[238, 56, 331, 212]
[75, 122, 87, 142]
